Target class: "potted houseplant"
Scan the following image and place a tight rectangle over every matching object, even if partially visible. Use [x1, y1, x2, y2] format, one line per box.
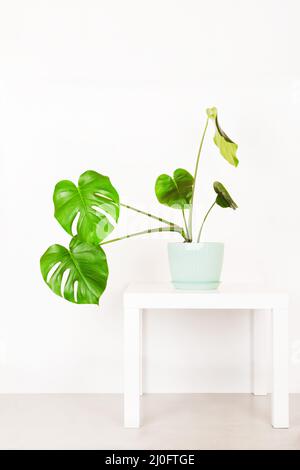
[40, 107, 238, 303]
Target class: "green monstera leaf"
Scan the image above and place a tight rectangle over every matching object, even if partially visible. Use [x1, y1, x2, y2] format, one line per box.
[155, 168, 194, 209]
[54, 170, 119, 245]
[40, 237, 108, 305]
[213, 181, 238, 209]
[207, 107, 239, 167]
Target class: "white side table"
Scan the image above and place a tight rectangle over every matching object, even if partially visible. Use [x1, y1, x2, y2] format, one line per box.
[123, 283, 289, 429]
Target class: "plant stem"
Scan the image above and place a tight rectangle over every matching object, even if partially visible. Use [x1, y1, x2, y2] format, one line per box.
[188, 116, 210, 240]
[181, 209, 190, 241]
[120, 202, 189, 242]
[196, 201, 216, 243]
[120, 203, 179, 228]
[100, 226, 185, 246]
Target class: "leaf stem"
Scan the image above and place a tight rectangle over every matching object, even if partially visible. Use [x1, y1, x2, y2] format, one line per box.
[188, 116, 210, 240]
[100, 226, 185, 246]
[120, 203, 179, 228]
[181, 209, 190, 241]
[196, 201, 216, 243]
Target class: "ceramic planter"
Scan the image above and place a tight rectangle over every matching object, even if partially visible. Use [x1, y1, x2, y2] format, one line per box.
[168, 242, 224, 290]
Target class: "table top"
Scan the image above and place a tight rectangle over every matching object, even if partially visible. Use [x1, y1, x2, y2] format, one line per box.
[124, 283, 288, 310]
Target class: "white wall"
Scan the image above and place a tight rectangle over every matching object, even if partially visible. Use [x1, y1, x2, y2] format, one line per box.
[0, 0, 299, 393]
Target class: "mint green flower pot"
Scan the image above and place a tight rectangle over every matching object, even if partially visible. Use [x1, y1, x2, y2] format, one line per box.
[168, 242, 224, 290]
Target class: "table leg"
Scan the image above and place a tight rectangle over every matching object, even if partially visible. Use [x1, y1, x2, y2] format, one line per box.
[272, 307, 289, 428]
[124, 307, 141, 427]
[252, 309, 270, 396]
[140, 309, 143, 396]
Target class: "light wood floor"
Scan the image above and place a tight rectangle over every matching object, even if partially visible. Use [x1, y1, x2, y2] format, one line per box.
[0, 394, 299, 450]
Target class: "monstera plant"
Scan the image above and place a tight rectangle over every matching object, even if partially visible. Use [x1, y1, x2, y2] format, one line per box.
[40, 106, 238, 304]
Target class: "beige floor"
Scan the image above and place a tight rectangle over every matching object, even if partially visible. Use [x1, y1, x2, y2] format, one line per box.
[0, 394, 299, 450]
